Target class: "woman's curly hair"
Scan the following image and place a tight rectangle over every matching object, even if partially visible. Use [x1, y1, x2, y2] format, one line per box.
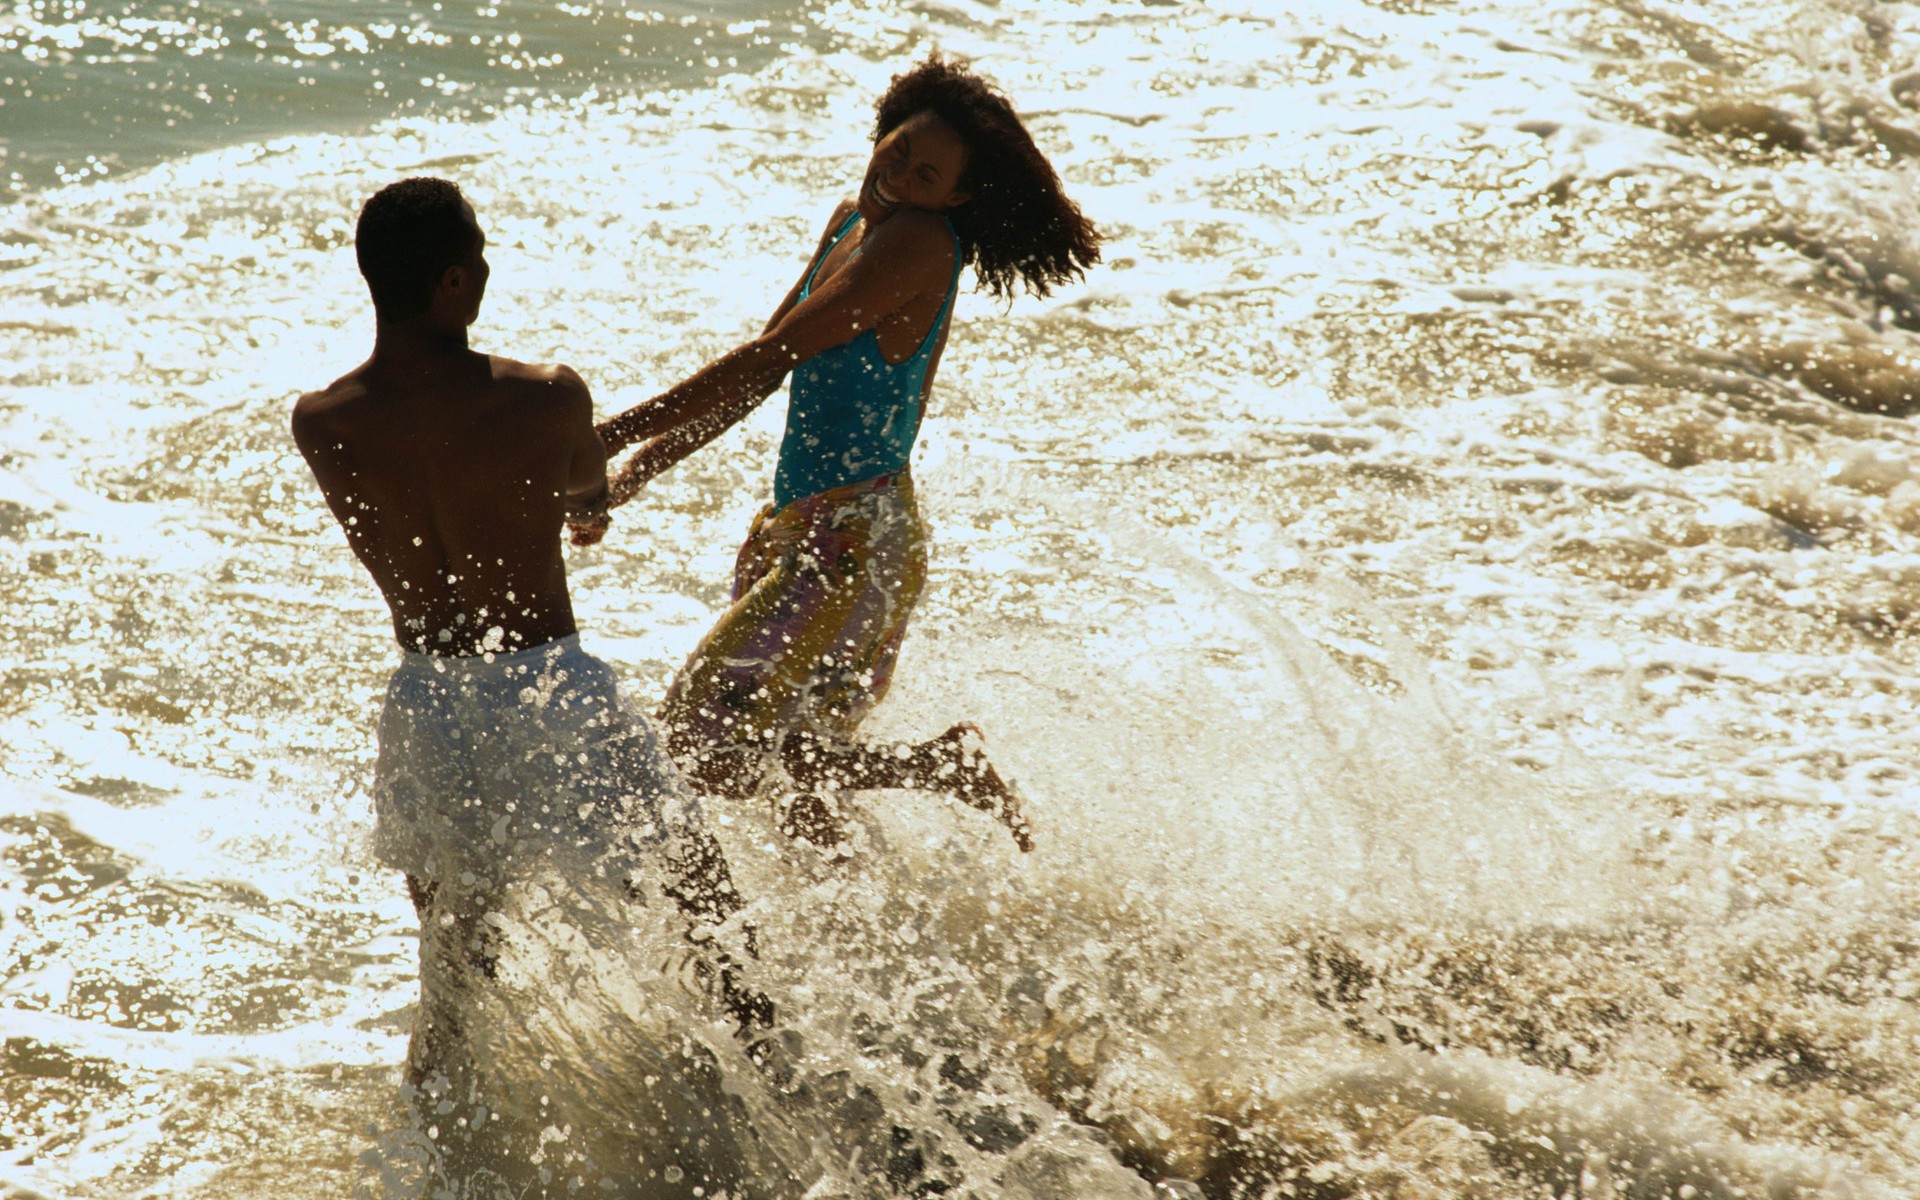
[874, 55, 1101, 302]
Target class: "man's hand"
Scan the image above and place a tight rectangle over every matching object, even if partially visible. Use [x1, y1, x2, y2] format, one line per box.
[568, 511, 611, 547]
[565, 479, 611, 547]
[568, 442, 664, 546]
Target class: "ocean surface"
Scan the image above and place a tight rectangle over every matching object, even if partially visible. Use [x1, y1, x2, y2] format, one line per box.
[4, 0, 1920, 1195]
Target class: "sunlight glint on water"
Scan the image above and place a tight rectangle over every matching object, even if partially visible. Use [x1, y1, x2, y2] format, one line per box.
[4, 0, 1920, 1196]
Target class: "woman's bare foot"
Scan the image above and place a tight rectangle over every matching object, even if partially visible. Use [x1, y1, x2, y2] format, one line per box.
[930, 723, 1033, 852]
[774, 790, 849, 851]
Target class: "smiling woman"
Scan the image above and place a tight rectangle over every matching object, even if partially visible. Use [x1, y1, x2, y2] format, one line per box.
[575, 53, 1100, 852]
[868, 55, 1102, 302]
[859, 110, 971, 225]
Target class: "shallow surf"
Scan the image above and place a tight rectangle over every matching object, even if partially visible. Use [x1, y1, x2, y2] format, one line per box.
[4, 0, 1920, 1196]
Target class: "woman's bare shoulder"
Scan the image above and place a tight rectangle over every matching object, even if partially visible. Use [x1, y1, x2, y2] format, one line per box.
[806, 197, 860, 252]
[862, 208, 958, 276]
[822, 197, 859, 232]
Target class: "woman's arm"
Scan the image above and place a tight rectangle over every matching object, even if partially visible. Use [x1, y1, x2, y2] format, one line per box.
[606, 343, 789, 502]
[596, 208, 957, 499]
[598, 203, 858, 456]
[594, 339, 789, 457]
[757, 200, 858, 336]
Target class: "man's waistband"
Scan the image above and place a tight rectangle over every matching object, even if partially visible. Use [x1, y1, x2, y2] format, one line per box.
[396, 632, 584, 675]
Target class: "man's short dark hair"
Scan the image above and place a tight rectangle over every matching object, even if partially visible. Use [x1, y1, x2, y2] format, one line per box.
[354, 177, 478, 321]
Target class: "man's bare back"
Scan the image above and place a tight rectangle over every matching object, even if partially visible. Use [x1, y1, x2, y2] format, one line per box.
[294, 353, 604, 655]
[290, 187, 607, 655]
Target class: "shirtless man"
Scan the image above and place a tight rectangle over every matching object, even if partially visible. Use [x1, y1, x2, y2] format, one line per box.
[291, 178, 763, 1090]
[292, 178, 598, 660]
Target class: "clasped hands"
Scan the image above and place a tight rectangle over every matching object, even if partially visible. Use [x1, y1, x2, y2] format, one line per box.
[566, 449, 651, 547]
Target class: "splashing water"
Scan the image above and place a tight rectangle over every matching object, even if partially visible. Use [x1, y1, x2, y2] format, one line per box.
[4, 0, 1920, 1196]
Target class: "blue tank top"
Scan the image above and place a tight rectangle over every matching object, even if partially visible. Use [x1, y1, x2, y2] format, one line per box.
[772, 210, 962, 510]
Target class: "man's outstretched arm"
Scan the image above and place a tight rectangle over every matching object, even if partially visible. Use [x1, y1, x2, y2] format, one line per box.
[570, 345, 791, 546]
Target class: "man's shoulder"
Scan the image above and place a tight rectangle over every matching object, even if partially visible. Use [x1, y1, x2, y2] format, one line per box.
[488, 356, 590, 404]
[289, 369, 374, 445]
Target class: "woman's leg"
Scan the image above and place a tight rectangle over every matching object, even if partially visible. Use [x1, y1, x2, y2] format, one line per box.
[778, 724, 1032, 851]
[662, 479, 1030, 850]
[659, 502, 871, 798]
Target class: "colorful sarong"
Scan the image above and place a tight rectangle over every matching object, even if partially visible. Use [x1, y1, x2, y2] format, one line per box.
[660, 471, 929, 777]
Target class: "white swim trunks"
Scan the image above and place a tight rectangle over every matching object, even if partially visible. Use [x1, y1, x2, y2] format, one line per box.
[372, 635, 701, 894]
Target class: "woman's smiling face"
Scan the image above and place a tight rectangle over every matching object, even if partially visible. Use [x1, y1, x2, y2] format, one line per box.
[858, 109, 972, 223]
